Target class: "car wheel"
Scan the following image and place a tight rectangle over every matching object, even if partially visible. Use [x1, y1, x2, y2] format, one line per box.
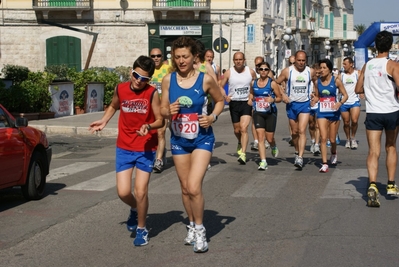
[22, 152, 46, 200]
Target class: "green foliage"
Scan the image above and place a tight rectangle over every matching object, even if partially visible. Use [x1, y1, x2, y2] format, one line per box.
[354, 24, 366, 36]
[0, 71, 55, 113]
[114, 66, 131, 82]
[1, 64, 30, 85]
[67, 68, 97, 108]
[44, 64, 70, 81]
[0, 64, 126, 112]
[93, 68, 120, 105]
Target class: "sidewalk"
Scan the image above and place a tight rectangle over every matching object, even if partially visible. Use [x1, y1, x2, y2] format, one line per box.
[29, 105, 231, 137]
[29, 111, 120, 137]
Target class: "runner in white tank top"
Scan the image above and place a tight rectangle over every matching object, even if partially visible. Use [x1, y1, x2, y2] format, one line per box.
[355, 30, 399, 207]
[219, 52, 257, 164]
[340, 57, 362, 149]
[275, 51, 318, 169]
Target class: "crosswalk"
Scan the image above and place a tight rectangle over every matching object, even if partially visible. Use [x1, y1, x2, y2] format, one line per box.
[48, 153, 369, 199]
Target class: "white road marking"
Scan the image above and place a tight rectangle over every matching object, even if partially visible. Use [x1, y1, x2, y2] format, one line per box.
[47, 162, 108, 182]
[321, 169, 368, 199]
[65, 171, 115, 191]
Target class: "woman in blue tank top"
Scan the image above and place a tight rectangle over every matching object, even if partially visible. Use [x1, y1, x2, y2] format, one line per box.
[159, 36, 224, 253]
[317, 59, 348, 173]
[249, 61, 282, 170]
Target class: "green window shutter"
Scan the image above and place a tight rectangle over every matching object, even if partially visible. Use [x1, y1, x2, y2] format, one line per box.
[46, 36, 81, 71]
[330, 12, 334, 38]
[324, 15, 328, 28]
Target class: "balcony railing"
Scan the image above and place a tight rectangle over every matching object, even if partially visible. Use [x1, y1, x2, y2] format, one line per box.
[313, 27, 330, 38]
[34, 0, 90, 7]
[33, 0, 91, 19]
[153, 0, 210, 19]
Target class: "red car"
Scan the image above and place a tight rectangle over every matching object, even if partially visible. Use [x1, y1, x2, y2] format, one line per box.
[0, 104, 52, 200]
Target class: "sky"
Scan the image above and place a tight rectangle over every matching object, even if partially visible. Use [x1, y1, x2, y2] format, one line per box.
[354, 0, 398, 26]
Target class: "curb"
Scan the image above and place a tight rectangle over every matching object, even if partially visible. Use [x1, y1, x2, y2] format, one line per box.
[30, 105, 230, 137]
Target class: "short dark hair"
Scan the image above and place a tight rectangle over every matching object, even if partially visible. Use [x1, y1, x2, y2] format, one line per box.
[318, 58, 333, 72]
[133, 56, 155, 77]
[343, 57, 354, 64]
[375, 30, 393, 53]
[256, 61, 271, 69]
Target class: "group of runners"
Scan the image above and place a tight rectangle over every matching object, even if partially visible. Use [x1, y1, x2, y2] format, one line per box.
[88, 31, 399, 252]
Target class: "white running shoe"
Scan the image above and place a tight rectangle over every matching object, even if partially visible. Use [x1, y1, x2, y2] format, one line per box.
[345, 140, 351, 149]
[193, 228, 208, 253]
[184, 225, 195, 245]
[319, 164, 329, 173]
[330, 153, 338, 165]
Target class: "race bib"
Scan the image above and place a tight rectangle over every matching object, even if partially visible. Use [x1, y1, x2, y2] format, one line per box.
[319, 96, 336, 112]
[293, 86, 307, 96]
[171, 113, 199, 139]
[255, 97, 271, 112]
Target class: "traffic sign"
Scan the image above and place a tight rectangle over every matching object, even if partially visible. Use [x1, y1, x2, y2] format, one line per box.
[213, 37, 228, 53]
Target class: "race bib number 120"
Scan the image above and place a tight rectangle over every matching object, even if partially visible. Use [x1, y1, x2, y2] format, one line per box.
[171, 113, 199, 139]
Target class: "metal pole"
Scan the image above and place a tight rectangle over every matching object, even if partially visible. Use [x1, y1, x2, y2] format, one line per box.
[219, 14, 222, 77]
[229, 16, 232, 69]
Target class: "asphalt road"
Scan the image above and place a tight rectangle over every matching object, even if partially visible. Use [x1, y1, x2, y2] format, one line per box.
[1, 102, 399, 267]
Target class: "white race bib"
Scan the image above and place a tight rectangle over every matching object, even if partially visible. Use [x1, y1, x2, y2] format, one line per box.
[171, 113, 199, 139]
[319, 96, 336, 112]
[255, 97, 271, 112]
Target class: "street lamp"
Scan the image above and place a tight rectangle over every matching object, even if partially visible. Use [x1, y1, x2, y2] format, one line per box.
[283, 28, 294, 45]
[343, 44, 349, 57]
[325, 40, 331, 59]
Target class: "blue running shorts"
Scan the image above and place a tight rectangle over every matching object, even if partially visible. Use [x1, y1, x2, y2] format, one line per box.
[116, 147, 155, 173]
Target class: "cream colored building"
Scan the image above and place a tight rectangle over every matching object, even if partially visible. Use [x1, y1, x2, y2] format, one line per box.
[0, 0, 356, 74]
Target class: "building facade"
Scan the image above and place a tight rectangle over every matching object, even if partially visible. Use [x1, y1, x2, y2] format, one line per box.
[0, 0, 356, 74]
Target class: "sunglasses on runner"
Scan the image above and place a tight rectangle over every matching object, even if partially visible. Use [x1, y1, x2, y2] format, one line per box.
[132, 70, 151, 82]
[150, 54, 162, 58]
[258, 68, 270, 71]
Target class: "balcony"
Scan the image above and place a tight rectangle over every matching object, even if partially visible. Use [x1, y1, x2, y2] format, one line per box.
[313, 27, 330, 38]
[33, 0, 91, 19]
[299, 19, 315, 32]
[344, 30, 358, 41]
[153, 0, 210, 20]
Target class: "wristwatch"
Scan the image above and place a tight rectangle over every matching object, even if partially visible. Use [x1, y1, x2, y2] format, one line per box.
[211, 113, 218, 123]
[146, 124, 152, 130]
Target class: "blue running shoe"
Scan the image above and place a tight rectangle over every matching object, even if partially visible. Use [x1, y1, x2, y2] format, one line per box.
[133, 228, 149, 246]
[326, 139, 331, 148]
[127, 209, 138, 232]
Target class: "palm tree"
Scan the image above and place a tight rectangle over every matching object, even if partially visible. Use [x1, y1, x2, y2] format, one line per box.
[354, 24, 366, 36]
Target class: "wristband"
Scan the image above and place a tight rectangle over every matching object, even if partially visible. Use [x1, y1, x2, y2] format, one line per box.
[146, 124, 152, 131]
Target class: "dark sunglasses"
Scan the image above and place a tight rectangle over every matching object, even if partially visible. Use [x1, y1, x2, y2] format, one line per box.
[289, 62, 295, 65]
[150, 54, 162, 58]
[132, 70, 151, 82]
[258, 68, 270, 71]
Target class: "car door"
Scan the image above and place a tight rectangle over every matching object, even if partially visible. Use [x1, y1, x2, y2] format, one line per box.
[0, 110, 25, 187]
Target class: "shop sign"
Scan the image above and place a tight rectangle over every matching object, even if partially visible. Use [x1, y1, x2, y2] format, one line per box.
[159, 25, 202, 36]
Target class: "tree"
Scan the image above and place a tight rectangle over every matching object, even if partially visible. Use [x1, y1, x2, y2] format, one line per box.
[354, 24, 366, 36]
